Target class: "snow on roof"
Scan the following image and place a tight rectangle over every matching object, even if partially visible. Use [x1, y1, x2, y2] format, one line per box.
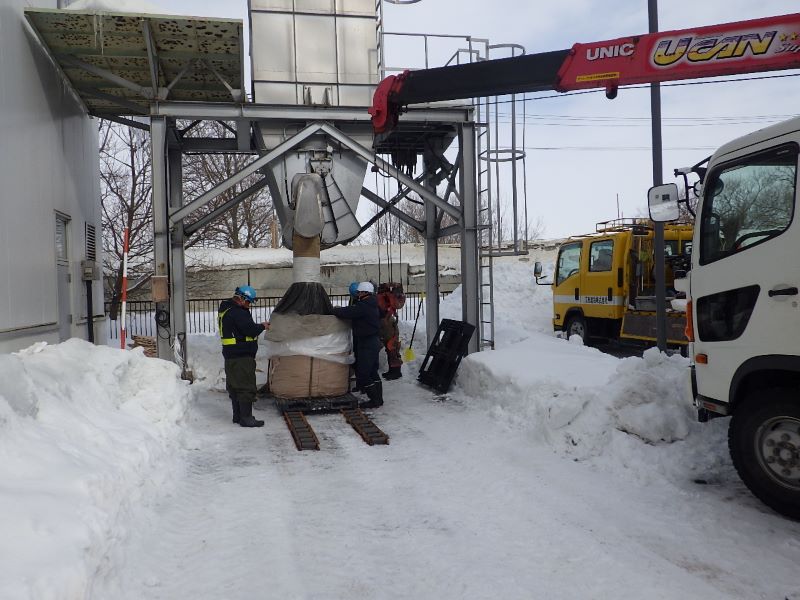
[65, 0, 165, 12]
[185, 244, 465, 271]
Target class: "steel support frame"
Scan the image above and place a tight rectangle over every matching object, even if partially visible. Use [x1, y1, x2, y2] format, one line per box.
[168, 145, 189, 376]
[147, 104, 484, 362]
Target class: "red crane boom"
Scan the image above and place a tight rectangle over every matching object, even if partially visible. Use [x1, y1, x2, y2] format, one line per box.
[370, 13, 800, 134]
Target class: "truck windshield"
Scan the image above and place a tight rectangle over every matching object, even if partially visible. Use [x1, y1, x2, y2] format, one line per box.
[700, 144, 797, 265]
[556, 243, 582, 285]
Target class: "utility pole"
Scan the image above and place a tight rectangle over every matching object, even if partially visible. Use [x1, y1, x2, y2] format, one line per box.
[649, 0, 667, 352]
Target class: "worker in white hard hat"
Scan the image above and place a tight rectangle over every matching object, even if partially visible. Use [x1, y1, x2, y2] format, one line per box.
[332, 281, 383, 408]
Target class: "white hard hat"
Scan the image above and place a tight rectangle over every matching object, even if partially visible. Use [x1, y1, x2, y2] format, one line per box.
[356, 281, 374, 293]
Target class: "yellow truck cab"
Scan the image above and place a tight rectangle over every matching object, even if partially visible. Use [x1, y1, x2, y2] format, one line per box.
[541, 219, 693, 347]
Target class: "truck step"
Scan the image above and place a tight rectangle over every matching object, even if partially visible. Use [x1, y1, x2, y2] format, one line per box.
[341, 408, 390, 446]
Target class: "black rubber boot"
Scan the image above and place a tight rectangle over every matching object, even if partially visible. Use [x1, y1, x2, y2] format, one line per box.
[238, 400, 264, 428]
[382, 366, 402, 380]
[363, 382, 383, 409]
[230, 396, 241, 424]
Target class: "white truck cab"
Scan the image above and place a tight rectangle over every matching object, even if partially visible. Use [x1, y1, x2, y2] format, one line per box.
[650, 117, 800, 520]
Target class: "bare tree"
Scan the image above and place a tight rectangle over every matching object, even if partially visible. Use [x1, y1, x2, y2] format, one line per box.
[99, 121, 153, 306]
[181, 121, 276, 249]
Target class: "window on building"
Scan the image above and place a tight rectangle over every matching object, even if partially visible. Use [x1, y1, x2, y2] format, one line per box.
[55, 215, 70, 264]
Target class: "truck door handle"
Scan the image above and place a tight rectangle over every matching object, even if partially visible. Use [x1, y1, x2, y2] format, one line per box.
[768, 286, 798, 297]
[575, 288, 579, 301]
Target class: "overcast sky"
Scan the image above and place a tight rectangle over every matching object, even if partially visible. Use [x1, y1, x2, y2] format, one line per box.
[152, 0, 800, 239]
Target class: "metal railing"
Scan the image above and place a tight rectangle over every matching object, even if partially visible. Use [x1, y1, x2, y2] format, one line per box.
[105, 291, 450, 340]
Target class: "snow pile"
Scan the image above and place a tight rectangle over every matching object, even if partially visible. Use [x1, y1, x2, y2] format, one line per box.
[66, 0, 164, 12]
[439, 257, 553, 345]
[457, 337, 720, 483]
[0, 340, 189, 600]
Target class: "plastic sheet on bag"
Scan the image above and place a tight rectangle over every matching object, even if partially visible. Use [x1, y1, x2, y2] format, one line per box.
[263, 313, 353, 364]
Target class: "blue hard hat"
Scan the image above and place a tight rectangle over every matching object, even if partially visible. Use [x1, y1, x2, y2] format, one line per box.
[235, 285, 257, 303]
[349, 282, 359, 297]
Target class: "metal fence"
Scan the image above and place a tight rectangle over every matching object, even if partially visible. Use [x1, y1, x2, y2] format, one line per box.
[105, 291, 450, 339]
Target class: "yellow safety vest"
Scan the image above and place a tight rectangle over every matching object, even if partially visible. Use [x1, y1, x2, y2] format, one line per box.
[218, 307, 257, 346]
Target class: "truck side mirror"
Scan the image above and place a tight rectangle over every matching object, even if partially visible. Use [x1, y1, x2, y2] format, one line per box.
[533, 261, 552, 285]
[647, 183, 680, 222]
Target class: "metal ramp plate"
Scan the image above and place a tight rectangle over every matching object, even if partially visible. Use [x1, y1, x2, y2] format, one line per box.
[282, 411, 320, 451]
[341, 408, 390, 446]
[272, 392, 360, 414]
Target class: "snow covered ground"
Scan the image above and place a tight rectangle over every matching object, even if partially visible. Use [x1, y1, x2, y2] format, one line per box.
[2, 257, 800, 599]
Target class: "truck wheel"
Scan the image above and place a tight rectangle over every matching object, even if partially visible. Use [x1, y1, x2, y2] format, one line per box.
[729, 389, 800, 519]
[565, 314, 588, 342]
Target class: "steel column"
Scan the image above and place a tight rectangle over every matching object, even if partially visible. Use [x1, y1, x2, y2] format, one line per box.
[151, 116, 172, 359]
[459, 123, 480, 354]
[169, 145, 188, 374]
[423, 151, 440, 349]
[649, 0, 667, 352]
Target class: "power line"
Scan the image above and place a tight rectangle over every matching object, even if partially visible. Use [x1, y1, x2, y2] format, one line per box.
[442, 71, 800, 111]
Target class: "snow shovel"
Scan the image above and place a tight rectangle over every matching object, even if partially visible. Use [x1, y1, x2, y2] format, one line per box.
[403, 297, 424, 362]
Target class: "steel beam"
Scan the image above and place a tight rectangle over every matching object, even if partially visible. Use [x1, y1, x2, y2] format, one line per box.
[82, 88, 148, 115]
[360, 187, 424, 232]
[180, 138, 241, 152]
[169, 122, 324, 224]
[151, 101, 472, 124]
[459, 123, 480, 354]
[150, 116, 172, 360]
[100, 114, 150, 131]
[318, 123, 461, 221]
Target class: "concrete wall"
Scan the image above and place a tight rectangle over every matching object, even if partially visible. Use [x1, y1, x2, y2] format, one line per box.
[0, 0, 104, 352]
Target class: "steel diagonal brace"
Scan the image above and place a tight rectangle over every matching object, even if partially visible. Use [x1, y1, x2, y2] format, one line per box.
[204, 59, 243, 102]
[169, 122, 324, 225]
[360, 187, 424, 233]
[318, 123, 461, 222]
[141, 20, 166, 99]
[61, 54, 155, 100]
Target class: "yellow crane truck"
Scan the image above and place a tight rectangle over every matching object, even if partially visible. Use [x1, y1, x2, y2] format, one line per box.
[535, 219, 693, 347]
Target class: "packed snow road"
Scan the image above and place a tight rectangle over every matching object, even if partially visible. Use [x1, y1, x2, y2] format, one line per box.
[87, 369, 799, 600]
[3, 259, 800, 599]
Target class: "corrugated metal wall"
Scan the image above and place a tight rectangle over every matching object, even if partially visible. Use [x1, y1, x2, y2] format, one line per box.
[0, 0, 103, 351]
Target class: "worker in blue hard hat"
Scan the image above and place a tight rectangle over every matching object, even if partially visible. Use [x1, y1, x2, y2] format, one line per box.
[332, 281, 383, 408]
[218, 285, 271, 427]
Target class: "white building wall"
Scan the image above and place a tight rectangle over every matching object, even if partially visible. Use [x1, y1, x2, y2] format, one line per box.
[0, 0, 104, 352]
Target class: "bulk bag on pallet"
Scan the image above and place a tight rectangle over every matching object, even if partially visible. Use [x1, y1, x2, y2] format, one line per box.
[263, 313, 353, 399]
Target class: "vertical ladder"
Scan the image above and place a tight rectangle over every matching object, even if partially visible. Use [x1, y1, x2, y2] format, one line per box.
[476, 89, 495, 351]
[375, 0, 385, 79]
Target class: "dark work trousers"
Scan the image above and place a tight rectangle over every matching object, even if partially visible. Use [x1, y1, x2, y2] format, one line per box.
[353, 335, 381, 389]
[225, 356, 257, 404]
